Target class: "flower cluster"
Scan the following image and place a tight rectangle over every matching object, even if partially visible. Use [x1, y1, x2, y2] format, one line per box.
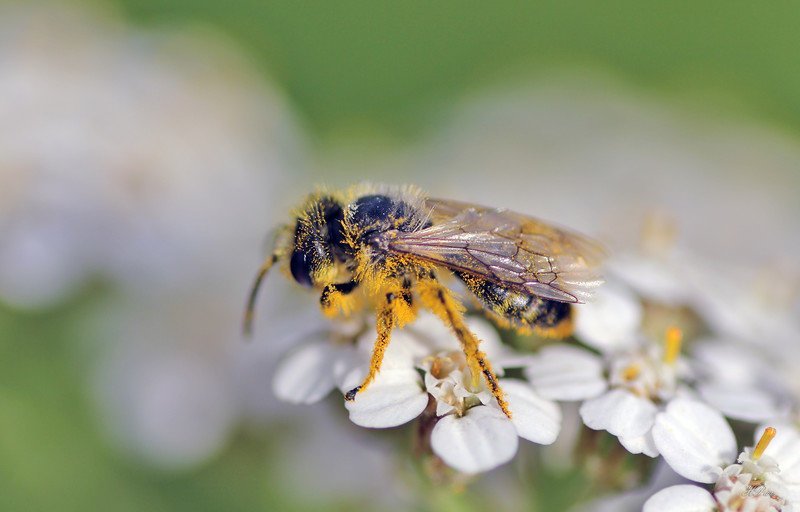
[275, 312, 561, 474]
[272, 235, 800, 508]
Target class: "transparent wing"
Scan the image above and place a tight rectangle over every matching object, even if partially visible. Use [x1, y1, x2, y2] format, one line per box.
[386, 198, 606, 303]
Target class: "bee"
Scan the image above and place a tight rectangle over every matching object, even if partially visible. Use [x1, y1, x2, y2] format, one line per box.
[244, 184, 605, 417]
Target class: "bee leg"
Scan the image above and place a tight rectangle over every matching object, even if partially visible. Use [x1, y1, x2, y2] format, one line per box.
[344, 287, 414, 401]
[417, 278, 511, 418]
[320, 281, 359, 317]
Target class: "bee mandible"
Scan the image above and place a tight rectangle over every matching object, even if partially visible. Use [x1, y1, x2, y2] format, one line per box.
[244, 184, 605, 417]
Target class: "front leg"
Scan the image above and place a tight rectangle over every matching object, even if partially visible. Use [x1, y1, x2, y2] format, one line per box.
[320, 281, 359, 317]
[344, 282, 415, 401]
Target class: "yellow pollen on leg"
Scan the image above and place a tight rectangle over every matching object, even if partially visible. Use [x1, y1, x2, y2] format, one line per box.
[753, 427, 777, 460]
[663, 326, 683, 365]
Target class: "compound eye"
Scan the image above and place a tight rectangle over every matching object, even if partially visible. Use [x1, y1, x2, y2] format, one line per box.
[289, 250, 314, 287]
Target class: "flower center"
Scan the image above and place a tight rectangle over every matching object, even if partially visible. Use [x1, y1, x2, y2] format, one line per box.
[423, 351, 491, 416]
[621, 363, 641, 381]
[610, 327, 683, 401]
[429, 355, 459, 380]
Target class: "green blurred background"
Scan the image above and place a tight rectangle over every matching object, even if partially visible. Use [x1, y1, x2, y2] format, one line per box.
[2, 2, 800, 511]
[122, 1, 800, 143]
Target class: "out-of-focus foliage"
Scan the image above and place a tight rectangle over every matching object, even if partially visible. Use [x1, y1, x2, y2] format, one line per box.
[121, 0, 800, 142]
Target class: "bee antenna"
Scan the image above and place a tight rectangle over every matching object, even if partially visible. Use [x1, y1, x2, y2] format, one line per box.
[243, 252, 279, 338]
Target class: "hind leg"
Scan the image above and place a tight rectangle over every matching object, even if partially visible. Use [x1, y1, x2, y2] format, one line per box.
[417, 276, 511, 418]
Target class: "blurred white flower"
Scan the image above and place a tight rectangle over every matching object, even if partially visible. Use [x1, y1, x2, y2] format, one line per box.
[575, 310, 695, 456]
[644, 422, 800, 512]
[0, 2, 301, 307]
[692, 339, 790, 423]
[686, 261, 800, 358]
[92, 293, 242, 470]
[23, 0, 312, 475]
[568, 284, 737, 458]
[610, 249, 796, 426]
[573, 280, 643, 352]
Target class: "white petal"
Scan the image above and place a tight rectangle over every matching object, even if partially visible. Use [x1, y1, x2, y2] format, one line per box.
[272, 339, 337, 404]
[525, 345, 607, 401]
[643, 485, 716, 512]
[698, 382, 780, 423]
[431, 406, 519, 474]
[579, 389, 657, 438]
[620, 432, 659, 457]
[691, 340, 768, 387]
[652, 399, 736, 484]
[574, 281, 642, 353]
[344, 368, 428, 428]
[501, 379, 561, 445]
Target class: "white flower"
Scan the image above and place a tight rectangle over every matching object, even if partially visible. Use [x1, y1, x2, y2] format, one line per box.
[686, 261, 800, 359]
[522, 278, 696, 457]
[336, 313, 561, 474]
[421, 356, 560, 474]
[573, 280, 643, 353]
[610, 250, 696, 308]
[92, 293, 242, 470]
[651, 399, 738, 484]
[692, 339, 790, 424]
[645, 421, 800, 511]
[576, 322, 698, 457]
[0, 2, 299, 307]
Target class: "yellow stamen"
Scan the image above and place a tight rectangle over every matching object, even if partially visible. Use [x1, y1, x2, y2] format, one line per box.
[622, 364, 641, 381]
[753, 427, 777, 460]
[663, 326, 683, 365]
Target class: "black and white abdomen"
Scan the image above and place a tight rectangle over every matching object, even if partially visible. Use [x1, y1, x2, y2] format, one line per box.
[456, 271, 573, 336]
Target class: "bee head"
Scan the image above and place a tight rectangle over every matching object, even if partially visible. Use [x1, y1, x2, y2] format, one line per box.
[290, 195, 347, 287]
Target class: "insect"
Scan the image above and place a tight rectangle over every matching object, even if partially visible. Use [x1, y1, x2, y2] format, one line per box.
[244, 184, 605, 417]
